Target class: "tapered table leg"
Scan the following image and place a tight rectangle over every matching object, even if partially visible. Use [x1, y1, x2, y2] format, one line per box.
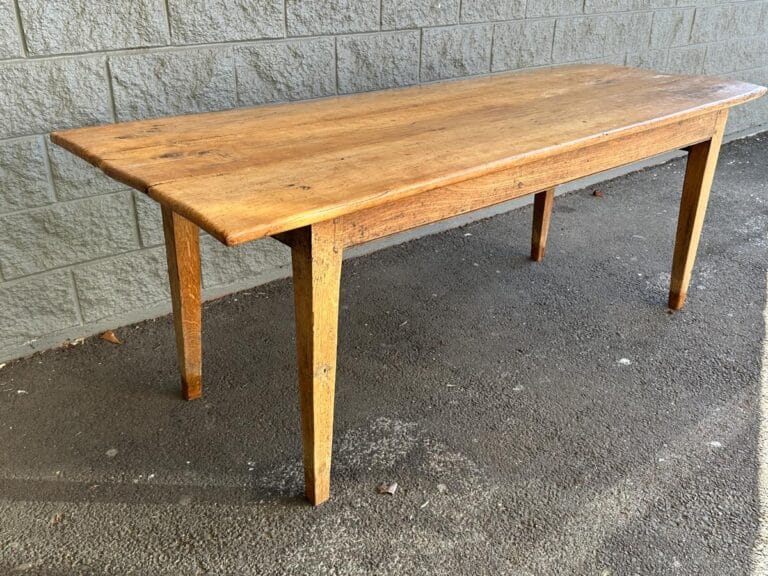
[290, 220, 343, 505]
[162, 206, 203, 400]
[531, 188, 555, 261]
[669, 111, 728, 310]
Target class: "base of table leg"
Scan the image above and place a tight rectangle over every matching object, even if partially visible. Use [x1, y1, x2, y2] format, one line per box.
[530, 188, 554, 262]
[182, 376, 202, 401]
[668, 291, 686, 310]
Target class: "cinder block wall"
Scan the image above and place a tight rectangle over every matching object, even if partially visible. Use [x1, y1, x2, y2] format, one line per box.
[1, 0, 767, 362]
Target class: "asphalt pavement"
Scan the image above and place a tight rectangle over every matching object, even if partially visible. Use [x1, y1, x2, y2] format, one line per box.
[1, 133, 767, 575]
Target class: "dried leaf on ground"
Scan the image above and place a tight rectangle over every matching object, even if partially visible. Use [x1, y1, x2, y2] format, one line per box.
[100, 330, 121, 345]
[592, 190, 605, 197]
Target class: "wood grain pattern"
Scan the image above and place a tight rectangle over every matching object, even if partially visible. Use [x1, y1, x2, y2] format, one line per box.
[291, 221, 344, 505]
[51, 65, 765, 246]
[336, 112, 718, 248]
[531, 188, 555, 262]
[162, 207, 202, 400]
[669, 110, 729, 310]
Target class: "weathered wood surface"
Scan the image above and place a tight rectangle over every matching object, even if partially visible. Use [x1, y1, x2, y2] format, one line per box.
[669, 110, 729, 310]
[162, 207, 202, 401]
[52, 65, 765, 246]
[335, 111, 719, 248]
[290, 222, 343, 505]
[531, 188, 555, 262]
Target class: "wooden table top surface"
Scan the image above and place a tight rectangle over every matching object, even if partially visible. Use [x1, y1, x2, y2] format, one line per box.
[52, 64, 765, 246]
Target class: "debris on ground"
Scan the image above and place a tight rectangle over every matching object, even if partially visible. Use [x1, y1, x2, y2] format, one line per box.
[376, 481, 398, 495]
[617, 358, 632, 366]
[100, 331, 121, 345]
[592, 190, 605, 197]
[63, 338, 84, 349]
[50, 513, 65, 526]
[16, 390, 28, 395]
[105, 448, 118, 458]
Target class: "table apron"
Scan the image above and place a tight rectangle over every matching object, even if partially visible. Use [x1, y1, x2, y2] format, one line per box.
[334, 111, 720, 249]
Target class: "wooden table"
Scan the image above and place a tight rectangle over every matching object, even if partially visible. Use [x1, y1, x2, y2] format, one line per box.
[52, 65, 765, 505]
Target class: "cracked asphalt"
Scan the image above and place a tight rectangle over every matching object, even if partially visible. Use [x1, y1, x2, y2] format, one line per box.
[1, 133, 767, 575]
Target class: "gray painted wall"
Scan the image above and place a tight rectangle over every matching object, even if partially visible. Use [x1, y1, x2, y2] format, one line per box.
[1, 0, 767, 362]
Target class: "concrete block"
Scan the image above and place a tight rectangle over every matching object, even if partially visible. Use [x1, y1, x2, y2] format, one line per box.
[0, 57, 112, 139]
[0, 271, 80, 352]
[168, 0, 284, 44]
[337, 31, 420, 93]
[527, 0, 583, 18]
[0, 2, 21, 58]
[607, 13, 654, 55]
[0, 137, 53, 214]
[492, 20, 555, 72]
[382, 0, 460, 29]
[691, 2, 768, 44]
[236, 38, 336, 105]
[650, 8, 694, 48]
[17, 0, 168, 55]
[552, 16, 604, 62]
[47, 141, 127, 201]
[585, 0, 674, 12]
[461, 0, 525, 22]
[666, 45, 705, 74]
[0, 192, 139, 278]
[704, 37, 768, 74]
[73, 247, 169, 322]
[287, 0, 379, 35]
[110, 48, 237, 122]
[134, 192, 164, 247]
[552, 13, 653, 62]
[201, 234, 290, 288]
[625, 49, 669, 71]
[724, 66, 768, 134]
[421, 25, 492, 82]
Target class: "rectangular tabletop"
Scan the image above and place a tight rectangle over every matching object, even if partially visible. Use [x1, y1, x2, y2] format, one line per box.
[52, 64, 765, 246]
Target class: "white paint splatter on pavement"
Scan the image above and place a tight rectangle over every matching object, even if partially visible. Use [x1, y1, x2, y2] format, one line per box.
[751, 270, 768, 575]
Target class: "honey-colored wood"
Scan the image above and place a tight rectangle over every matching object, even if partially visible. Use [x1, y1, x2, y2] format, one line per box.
[271, 231, 297, 248]
[531, 188, 555, 261]
[668, 110, 729, 310]
[337, 112, 718, 248]
[51, 65, 765, 246]
[162, 207, 202, 400]
[291, 220, 343, 505]
[49, 65, 766, 506]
